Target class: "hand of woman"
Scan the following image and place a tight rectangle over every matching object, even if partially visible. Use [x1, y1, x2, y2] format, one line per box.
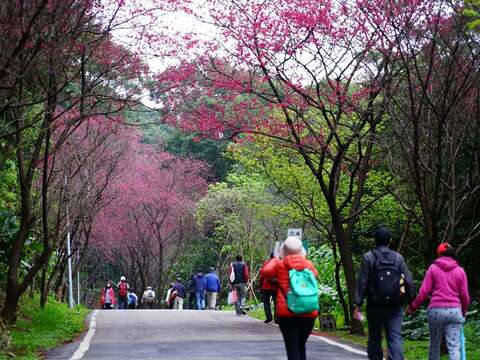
[405, 306, 415, 316]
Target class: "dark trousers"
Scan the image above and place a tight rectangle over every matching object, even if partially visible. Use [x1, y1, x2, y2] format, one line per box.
[367, 304, 404, 360]
[278, 316, 315, 360]
[118, 296, 128, 310]
[232, 283, 246, 315]
[145, 302, 155, 309]
[128, 303, 136, 309]
[262, 290, 276, 321]
[188, 291, 196, 309]
[103, 303, 113, 310]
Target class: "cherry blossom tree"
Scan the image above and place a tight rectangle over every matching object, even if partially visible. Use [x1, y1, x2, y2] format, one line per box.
[91, 142, 209, 296]
[151, 0, 408, 333]
[0, 0, 168, 322]
[43, 115, 137, 304]
[148, 0, 471, 333]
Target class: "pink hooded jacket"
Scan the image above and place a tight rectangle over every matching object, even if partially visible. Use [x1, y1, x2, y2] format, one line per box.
[410, 257, 470, 316]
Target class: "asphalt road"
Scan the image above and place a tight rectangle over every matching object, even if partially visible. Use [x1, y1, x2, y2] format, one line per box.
[45, 310, 367, 360]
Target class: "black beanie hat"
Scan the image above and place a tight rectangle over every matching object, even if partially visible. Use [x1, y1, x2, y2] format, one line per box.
[375, 228, 392, 246]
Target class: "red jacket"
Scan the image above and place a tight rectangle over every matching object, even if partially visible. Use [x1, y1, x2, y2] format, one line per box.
[259, 259, 278, 291]
[100, 287, 116, 306]
[262, 255, 318, 319]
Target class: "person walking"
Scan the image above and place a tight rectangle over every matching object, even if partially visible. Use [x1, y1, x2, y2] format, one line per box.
[117, 276, 129, 310]
[354, 227, 416, 360]
[100, 281, 116, 310]
[205, 267, 221, 310]
[260, 252, 277, 323]
[262, 236, 319, 360]
[193, 269, 207, 310]
[407, 243, 470, 360]
[142, 286, 156, 309]
[187, 274, 196, 309]
[229, 255, 249, 316]
[172, 278, 187, 310]
[127, 288, 138, 309]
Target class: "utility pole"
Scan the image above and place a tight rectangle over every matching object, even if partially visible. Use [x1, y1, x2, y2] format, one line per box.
[66, 230, 74, 308]
[77, 250, 81, 306]
[65, 173, 74, 308]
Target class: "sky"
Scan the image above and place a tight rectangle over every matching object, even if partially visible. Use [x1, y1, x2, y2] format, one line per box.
[111, 1, 216, 108]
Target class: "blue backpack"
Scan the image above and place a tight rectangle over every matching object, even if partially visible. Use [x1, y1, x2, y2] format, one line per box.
[128, 293, 136, 305]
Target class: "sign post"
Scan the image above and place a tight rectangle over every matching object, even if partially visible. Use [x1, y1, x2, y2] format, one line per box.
[287, 228, 302, 238]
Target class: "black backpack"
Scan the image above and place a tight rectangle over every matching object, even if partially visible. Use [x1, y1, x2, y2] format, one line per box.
[369, 249, 404, 305]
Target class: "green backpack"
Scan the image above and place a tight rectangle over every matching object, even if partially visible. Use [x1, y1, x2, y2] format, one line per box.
[286, 269, 319, 314]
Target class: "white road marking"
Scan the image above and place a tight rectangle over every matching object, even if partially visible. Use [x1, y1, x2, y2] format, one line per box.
[69, 310, 98, 360]
[311, 334, 368, 357]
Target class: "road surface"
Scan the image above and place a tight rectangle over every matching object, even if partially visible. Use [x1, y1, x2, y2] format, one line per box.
[45, 310, 367, 360]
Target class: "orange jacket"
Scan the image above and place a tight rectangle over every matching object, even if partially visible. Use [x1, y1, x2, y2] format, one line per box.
[259, 259, 278, 291]
[262, 255, 318, 318]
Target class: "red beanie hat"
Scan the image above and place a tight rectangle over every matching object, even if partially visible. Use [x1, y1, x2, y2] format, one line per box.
[437, 243, 450, 257]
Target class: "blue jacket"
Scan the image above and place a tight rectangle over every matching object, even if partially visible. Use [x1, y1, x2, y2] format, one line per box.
[205, 272, 221, 292]
[193, 273, 207, 291]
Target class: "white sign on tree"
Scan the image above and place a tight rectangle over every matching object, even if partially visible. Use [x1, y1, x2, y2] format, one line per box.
[287, 228, 302, 238]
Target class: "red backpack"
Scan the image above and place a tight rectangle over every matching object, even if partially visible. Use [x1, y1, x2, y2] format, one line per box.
[119, 282, 128, 297]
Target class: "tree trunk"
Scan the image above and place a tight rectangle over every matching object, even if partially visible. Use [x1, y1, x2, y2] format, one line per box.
[158, 242, 164, 301]
[334, 257, 350, 326]
[334, 228, 365, 335]
[40, 266, 49, 308]
[1, 214, 31, 323]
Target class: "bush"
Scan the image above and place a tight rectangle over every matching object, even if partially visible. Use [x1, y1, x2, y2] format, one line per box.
[402, 309, 429, 340]
[309, 245, 347, 314]
[2, 295, 88, 360]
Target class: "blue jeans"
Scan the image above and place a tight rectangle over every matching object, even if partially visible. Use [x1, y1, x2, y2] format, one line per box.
[367, 304, 404, 360]
[195, 291, 205, 310]
[118, 296, 128, 310]
[428, 307, 462, 360]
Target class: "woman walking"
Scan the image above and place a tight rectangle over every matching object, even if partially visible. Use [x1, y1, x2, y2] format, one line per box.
[100, 281, 116, 309]
[408, 243, 470, 360]
[263, 236, 318, 360]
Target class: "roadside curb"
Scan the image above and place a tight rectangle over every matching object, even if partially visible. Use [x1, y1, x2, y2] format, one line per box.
[68, 310, 98, 360]
[247, 313, 368, 357]
[41, 309, 94, 359]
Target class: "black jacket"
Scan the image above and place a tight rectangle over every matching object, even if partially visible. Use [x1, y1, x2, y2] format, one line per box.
[354, 246, 416, 307]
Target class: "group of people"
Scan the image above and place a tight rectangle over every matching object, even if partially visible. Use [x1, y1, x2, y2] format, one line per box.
[354, 228, 470, 360]
[99, 268, 223, 311]
[257, 229, 470, 360]
[99, 276, 157, 310]
[98, 227, 470, 360]
[167, 261, 247, 312]
[184, 267, 222, 310]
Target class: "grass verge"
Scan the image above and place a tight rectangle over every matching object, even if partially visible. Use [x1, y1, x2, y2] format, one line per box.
[247, 306, 479, 360]
[1, 295, 88, 360]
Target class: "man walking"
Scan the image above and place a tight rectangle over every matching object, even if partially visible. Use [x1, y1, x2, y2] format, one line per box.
[260, 253, 277, 323]
[229, 255, 249, 316]
[187, 274, 196, 309]
[354, 228, 416, 360]
[117, 276, 129, 310]
[172, 278, 187, 310]
[205, 267, 221, 310]
[193, 269, 207, 310]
